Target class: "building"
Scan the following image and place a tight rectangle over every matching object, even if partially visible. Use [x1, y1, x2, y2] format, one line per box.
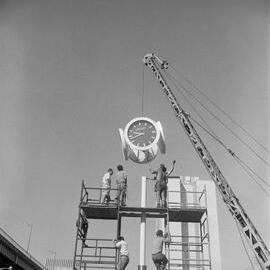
[158, 175, 222, 270]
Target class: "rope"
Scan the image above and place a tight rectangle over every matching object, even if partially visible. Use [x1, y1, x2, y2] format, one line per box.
[141, 64, 145, 116]
[159, 63, 270, 197]
[164, 69, 218, 137]
[164, 70, 270, 169]
[169, 64, 270, 155]
[232, 155, 270, 197]
[191, 117, 270, 197]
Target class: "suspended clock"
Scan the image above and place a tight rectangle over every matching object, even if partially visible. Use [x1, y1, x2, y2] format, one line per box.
[119, 117, 166, 164]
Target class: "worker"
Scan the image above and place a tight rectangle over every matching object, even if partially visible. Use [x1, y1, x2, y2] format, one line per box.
[76, 212, 88, 246]
[101, 168, 113, 205]
[81, 215, 88, 246]
[152, 228, 171, 270]
[113, 236, 129, 270]
[115, 165, 128, 206]
[151, 160, 176, 208]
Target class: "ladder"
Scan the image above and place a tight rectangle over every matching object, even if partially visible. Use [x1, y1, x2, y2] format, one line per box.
[73, 181, 118, 270]
[165, 194, 171, 270]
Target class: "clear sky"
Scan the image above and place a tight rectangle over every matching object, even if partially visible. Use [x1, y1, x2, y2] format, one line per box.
[0, 0, 269, 269]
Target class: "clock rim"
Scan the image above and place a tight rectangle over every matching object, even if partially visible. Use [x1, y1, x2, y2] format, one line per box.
[123, 117, 160, 151]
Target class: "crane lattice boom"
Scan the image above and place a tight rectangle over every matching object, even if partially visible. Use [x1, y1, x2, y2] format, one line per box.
[143, 53, 270, 270]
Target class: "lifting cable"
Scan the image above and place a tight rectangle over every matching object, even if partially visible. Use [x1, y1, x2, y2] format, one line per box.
[163, 69, 217, 138]
[149, 64, 270, 197]
[141, 64, 145, 116]
[190, 116, 270, 198]
[143, 59, 269, 198]
[169, 63, 270, 155]
[166, 67, 270, 194]
[233, 155, 270, 198]
[163, 69, 270, 170]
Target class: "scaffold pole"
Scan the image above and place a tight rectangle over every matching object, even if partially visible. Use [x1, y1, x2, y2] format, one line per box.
[138, 176, 147, 270]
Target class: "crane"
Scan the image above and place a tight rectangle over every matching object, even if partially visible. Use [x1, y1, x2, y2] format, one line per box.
[143, 53, 270, 270]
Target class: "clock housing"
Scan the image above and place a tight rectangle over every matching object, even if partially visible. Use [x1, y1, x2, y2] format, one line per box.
[119, 117, 166, 164]
[124, 117, 160, 150]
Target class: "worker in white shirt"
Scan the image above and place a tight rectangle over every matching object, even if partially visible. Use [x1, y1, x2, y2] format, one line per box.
[101, 168, 113, 205]
[152, 228, 171, 270]
[113, 236, 129, 270]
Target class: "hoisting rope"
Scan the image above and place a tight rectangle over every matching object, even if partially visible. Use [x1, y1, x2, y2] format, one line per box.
[145, 55, 269, 269]
[141, 64, 145, 116]
[169, 63, 270, 155]
[155, 63, 270, 197]
[190, 116, 270, 197]
[163, 69, 270, 169]
[163, 68, 217, 137]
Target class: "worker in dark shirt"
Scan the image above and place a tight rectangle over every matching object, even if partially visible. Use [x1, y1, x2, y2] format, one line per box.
[151, 160, 176, 208]
[115, 165, 128, 206]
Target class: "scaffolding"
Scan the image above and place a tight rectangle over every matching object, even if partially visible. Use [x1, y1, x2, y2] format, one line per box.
[165, 176, 211, 270]
[73, 177, 211, 270]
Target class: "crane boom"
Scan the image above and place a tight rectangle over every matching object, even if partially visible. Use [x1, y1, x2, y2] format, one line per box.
[143, 53, 270, 270]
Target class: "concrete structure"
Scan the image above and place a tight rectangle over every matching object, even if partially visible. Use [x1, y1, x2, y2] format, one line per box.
[0, 226, 45, 270]
[164, 176, 222, 270]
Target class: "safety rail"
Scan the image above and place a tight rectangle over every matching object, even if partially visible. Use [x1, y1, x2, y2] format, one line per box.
[169, 258, 211, 268]
[81, 182, 119, 206]
[168, 242, 206, 253]
[167, 189, 207, 209]
[74, 239, 117, 270]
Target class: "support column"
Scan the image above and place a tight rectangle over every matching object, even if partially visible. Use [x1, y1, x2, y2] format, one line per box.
[138, 176, 147, 270]
[117, 216, 122, 239]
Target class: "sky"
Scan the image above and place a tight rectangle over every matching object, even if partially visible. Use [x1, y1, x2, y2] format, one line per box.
[0, 0, 269, 269]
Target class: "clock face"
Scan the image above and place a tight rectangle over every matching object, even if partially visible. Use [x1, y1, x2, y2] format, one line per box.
[127, 119, 157, 148]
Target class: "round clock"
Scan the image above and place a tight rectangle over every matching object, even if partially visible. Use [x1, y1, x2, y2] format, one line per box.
[119, 117, 166, 164]
[125, 117, 159, 150]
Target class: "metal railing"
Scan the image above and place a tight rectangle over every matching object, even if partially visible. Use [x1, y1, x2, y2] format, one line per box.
[81, 182, 119, 206]
[167, 189, 207, 209]
[75, 239, 117, 270]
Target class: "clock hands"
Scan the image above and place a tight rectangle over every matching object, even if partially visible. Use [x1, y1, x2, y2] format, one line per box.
[129, 132, 145, 140]
[134, 127, 147, 131]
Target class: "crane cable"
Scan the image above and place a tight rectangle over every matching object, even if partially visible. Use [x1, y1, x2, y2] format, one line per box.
[190, 116, 270, 197]
[151, 63, 270, 197]
[163, 68, 270, 169]
[163, 68, 218, 138]
[141, 64, 145, 116]
[165, 66, 270, 194]
[143, 59, 270, 196]
[169, 63, 270, 155]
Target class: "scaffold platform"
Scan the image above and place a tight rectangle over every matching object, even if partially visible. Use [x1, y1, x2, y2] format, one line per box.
[81, 204, 206, 222]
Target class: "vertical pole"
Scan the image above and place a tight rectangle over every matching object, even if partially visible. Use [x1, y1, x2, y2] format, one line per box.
[116, 205, 121, 269]
[27, 223, 33, 252]
[53, 252, 56, 270]
[73, 180, 84, 270]
[117, 216, 122, 239]
[138, 176, 147, 270]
